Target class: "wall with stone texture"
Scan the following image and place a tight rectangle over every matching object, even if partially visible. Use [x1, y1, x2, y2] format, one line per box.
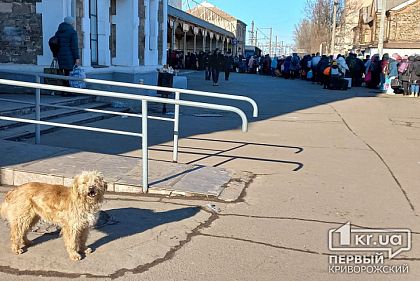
[0, 0, 42, 64]
[139, 0, 145, 65]
[158, 0, 163, 64]
[389, 1, 420, 42]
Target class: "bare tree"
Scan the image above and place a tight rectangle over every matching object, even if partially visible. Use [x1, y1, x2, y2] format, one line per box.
[294, 0, 344, 54]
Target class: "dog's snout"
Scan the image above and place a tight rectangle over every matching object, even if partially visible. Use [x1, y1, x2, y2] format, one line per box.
[88, 186, 96, 197]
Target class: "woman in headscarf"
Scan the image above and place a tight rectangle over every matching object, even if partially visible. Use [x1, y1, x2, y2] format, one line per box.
[366, 54, 381, 89]
[337, 57, 349, 77]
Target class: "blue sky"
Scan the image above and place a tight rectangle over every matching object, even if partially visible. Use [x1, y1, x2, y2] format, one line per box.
[184, 0, 308, 46]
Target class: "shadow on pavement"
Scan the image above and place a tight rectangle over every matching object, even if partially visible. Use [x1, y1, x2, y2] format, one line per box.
[91, 207, 200, 250]
[29, 207, 200, 251]
[1, 71, 378, 171]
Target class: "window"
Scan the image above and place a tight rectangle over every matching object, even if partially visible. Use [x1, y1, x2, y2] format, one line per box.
[90, 0, 99, 65]
[110, 0, 116, 58]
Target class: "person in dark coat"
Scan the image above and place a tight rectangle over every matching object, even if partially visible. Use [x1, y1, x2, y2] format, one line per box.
[399, 56, 412, 95]
[224, 52, 234, 81]
[204, 52, 211, 80]
[409, 55, 420, 97]
[56, 17, 80, 76]
[209, 49, 223, 86]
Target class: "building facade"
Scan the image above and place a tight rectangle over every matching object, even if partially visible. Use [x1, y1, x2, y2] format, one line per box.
[186, 2, 246, 55]
[0, 0, 168, 83]
[168, 0, 182, 9]
[346, 0, 420, 55]
[168, 6, 235, 56]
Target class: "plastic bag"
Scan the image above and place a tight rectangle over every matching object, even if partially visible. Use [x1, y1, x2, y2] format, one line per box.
[69, 65, 87, 88]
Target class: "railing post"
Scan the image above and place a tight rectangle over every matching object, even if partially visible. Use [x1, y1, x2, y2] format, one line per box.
[35, 75, 41, 144]
[142, 100, 149, 193]
[173, 91, 180, 163]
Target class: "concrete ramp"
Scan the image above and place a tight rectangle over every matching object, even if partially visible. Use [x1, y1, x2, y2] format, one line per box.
[0, 140, 251, 201]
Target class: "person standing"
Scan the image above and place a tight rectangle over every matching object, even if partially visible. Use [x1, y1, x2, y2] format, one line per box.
[224, 52, 234, 81]
[204, 52, 211, 80]
[209, 49, 222, 86]
[400, 56, 413, 95]
[56, 17, 80, 80]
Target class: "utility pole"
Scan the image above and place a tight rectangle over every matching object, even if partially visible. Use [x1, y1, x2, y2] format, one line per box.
[275, 36, 278, 56]
[255, 30, 258, 47]
[269, 28, 272, 56]
[250, 20, 255, 45]
[378, 0, 386, 56]
[331, 0, 338, 55]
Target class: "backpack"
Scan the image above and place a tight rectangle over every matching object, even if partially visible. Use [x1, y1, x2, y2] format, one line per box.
[49, 35, 60, 58]
[416, 62, 420, 77]
[398, 61, 409, 74]
[291, 57, 299, 67]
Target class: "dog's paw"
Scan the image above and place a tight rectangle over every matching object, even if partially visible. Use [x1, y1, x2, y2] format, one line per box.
[69, 252, 82, 261]
[23, 239, 33, 247]
[84, 247, 93, 254]
[12, 246, 24, 255]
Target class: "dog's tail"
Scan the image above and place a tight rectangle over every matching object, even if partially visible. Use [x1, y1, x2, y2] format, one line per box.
[0, 201, 7, 220]
[0, 190, 12, 220]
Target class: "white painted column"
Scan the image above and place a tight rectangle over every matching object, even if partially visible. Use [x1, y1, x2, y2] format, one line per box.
[209, 32, 213, 52]
[215, 34, 220, 50]
[170, 19, 176, 51]
[202, 30, 207, 52]
[97, 0, 111, 66]
[144, 0, 159, 65]
[113, 0, 139, 66]
[182, 23, 189, 66]
[81, 0, 91, 67]
[193, 27, 199, 53]
[162, 0, 168, 65]
[36, 0, 73, 65]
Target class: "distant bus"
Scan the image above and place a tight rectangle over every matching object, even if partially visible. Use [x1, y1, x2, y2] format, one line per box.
[245, 45, 262, 58]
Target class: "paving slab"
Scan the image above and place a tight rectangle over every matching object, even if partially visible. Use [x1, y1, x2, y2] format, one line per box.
[0, 140, 248, 200]
[0, 192, 212, 278]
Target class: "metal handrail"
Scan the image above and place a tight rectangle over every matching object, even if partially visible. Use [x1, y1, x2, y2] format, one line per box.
[0, 69, 258, 162]
[0, 69, 258, 117]
[0, 78, 250, 193]
[0, 97, 174, 122]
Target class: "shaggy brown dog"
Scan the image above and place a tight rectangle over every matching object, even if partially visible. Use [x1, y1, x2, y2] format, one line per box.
[0, 171, 106, 261]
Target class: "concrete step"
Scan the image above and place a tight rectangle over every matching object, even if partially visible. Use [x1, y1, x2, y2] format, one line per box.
[0, 106, 129, 141]
[0, 102, 111, 130]
[0, 95, 97, 117]
[0, 140, 251, 200]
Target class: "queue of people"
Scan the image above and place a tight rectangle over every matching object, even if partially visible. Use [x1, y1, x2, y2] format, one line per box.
[244, 52, 420, 96]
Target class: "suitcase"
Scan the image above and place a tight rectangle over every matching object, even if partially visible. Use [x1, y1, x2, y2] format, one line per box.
[328, 77, 348, 90]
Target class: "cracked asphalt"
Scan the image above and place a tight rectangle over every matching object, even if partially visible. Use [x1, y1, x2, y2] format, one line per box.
[2, 71, 420, 280]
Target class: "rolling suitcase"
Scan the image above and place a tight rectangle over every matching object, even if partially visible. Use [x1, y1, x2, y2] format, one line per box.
[328, 77, 348, 90]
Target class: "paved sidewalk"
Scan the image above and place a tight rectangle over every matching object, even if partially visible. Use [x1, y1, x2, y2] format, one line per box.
[1, 71, 420, 280]
[0, 140, 249, 199]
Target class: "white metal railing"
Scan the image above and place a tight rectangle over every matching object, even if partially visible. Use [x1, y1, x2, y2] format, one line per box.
[0, 77, 256, 193]
[0, 70, 258, 164]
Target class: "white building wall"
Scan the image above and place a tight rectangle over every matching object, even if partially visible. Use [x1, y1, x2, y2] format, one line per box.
[97, 0, 111, 66]
[162, 0, 168, 65]
[33, 0, 166, 71]
[112, 0, 139, 66]
[36, 0, 74, 66]
[144, 0, 159, 66]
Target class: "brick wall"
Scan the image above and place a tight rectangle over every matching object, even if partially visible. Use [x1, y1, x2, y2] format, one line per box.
[389, 1, 420, 42]
[76, 0, 84, 51]
[355, 1, 420, 48]
[0, 0, 42, 64]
